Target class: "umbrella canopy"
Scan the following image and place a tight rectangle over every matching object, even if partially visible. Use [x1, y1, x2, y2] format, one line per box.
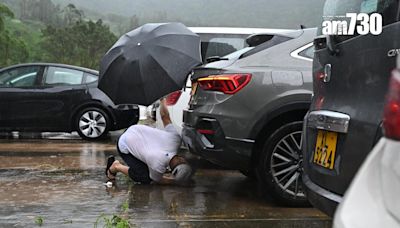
[99, 23, 202, 106]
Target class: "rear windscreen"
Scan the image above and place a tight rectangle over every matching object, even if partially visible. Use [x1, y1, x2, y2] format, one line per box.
[198, 33, 249, 62]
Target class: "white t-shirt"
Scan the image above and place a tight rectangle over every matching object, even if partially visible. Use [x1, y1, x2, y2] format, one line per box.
[118, 124, 181, 182]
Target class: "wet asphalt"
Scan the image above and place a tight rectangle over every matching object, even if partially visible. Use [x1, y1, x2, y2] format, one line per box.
[0, 130, 331, 228]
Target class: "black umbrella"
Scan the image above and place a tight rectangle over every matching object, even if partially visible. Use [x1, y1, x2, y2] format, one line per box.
[99, 23, 202, 106]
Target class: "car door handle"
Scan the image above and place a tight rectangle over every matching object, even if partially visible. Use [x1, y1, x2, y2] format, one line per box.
[323, 64, 332, 83]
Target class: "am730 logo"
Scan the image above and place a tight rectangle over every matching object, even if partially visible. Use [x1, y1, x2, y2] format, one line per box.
[322, 13, 383, 36]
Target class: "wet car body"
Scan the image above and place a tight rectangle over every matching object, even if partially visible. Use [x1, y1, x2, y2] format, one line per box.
[302, 0, 400, 216]
[183, 28, 316, 205]
[334, 66, 400, 228]
[0, 63, 139, 140]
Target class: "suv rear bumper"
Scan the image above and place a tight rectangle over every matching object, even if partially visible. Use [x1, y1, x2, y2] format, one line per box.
[302, 111, 343, 217]
[303, 160, 342, 217]
[182, 122, 254, 171]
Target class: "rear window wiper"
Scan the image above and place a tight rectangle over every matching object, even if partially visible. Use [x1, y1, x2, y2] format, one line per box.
[206, 56, 229, 63]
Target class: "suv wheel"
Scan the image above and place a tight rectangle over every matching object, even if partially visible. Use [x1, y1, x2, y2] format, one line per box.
[75, 107, 109, 140]
[256, 121, 309, 207]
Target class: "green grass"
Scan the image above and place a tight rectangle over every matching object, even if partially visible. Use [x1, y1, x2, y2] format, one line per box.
[94, 214, 132, 228]
[93, 199, 133, 228]
[121, 200, 129, 213]
[34, 216, 44, 226]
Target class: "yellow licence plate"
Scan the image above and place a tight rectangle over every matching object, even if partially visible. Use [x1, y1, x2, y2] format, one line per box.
[313, 130, 338, 170]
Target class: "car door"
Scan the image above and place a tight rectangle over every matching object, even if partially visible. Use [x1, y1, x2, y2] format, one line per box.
[35, 66, 91, 131]
[0, 65, 45, 130]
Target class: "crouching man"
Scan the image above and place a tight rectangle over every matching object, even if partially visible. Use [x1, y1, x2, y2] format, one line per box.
[105, 99, 192, 185]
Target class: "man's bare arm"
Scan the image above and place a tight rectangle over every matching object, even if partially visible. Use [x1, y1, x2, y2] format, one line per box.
[160, 99, 172, 127]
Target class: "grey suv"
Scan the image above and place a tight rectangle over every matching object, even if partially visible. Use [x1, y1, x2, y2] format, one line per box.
[182, 28, 316, 206]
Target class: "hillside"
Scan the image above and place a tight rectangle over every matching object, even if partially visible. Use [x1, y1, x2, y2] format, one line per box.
[0, 0, 325, 67]
[51, 0, 325, 29]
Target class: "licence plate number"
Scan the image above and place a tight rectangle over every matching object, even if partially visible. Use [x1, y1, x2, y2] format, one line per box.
[313, 130, 338, 170]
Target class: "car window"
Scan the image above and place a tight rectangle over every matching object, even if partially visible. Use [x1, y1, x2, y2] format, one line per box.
[299, 45, 315, 59]
[0, 66, 41, 87]
[201, 40, 240, 61]
[84, 73, 98, 84]
[198, 33, 249, 62]
[45, 67, 84, 85]
[208, 37, 244, 52]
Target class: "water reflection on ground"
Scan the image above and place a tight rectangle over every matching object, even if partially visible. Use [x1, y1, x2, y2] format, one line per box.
[0, 133, 331, 227]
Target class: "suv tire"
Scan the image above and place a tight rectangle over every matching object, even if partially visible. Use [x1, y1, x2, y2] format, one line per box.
[256, 121, 309, 207]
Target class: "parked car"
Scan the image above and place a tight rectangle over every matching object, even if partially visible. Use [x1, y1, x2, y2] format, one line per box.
[182, 28, 317, 206]
[334, 66, 400, 228]
[153, 27, 298, 135]
[302, 0, 400, 216]
[0, 63, 139, 140]
[154, 47, 254, 135]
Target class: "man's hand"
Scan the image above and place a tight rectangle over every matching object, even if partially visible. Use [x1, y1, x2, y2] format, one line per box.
[160, 98, 172, 127]
[155, 174, 175, 185]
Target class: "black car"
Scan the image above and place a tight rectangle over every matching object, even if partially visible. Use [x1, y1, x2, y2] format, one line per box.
[302, 0, 400, 216]
[0, 63, 139, 140]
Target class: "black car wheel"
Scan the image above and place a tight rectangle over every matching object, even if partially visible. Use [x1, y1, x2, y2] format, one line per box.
[256, 121, 309, 207]
[75, 107, 109, 140]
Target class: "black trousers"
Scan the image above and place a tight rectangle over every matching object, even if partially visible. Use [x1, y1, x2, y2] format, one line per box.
[117, 143, 152, 184]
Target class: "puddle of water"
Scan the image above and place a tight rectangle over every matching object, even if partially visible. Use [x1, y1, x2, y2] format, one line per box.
[0, 168, 129, 227]
[0, 138, 331, 227]
[0, 166, 330, 227]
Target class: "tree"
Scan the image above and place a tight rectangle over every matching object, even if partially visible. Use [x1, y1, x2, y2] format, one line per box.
[0, 3, 14, 31]
[40, 25, 75, 63]
[40, 19, 117, 69]
[0, 3, 29, 67]
[61, 4, 83, 26]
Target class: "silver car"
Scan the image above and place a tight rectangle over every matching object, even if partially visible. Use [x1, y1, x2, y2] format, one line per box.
[182, 28, 316, 206]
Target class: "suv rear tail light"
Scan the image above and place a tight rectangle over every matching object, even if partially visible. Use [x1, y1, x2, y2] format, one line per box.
[383, 69, 400, 140]
[165, 90, 182, 106]
[197, 74, 252, 94]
